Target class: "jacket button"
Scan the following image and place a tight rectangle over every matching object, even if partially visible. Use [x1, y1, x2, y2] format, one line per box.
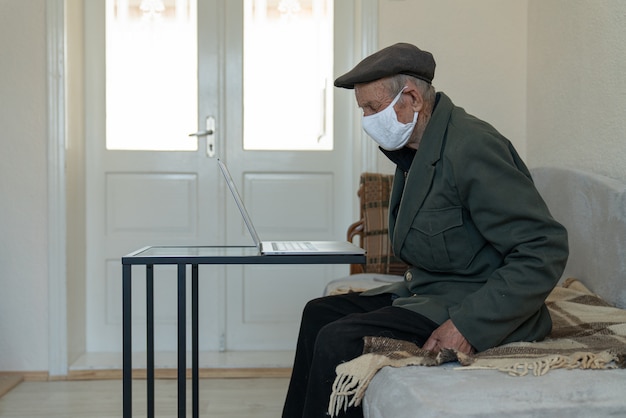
[405, 271, 413, 281]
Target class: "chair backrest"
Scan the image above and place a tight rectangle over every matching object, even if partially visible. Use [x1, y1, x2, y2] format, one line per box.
[348, 173, 408, 275]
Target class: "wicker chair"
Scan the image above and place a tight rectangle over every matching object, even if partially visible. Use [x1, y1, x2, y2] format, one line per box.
[324, 173, 407, 295]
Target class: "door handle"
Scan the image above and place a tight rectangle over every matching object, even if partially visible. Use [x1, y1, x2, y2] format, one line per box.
[188, 116, 216, 157]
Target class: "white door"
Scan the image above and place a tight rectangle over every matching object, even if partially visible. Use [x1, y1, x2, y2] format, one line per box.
[85, 0, 356, 356]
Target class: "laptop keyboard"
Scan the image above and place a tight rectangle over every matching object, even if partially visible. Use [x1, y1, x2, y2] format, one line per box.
[271, 241, 317, 252]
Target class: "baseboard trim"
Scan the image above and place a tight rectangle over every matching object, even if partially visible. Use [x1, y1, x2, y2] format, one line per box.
[68, 367, 292, 380]
[0, 368, 292, 383]
[0, 371, 50, 382]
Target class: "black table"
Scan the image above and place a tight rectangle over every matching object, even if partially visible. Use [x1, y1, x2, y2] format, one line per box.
[122, 245, 365, 417]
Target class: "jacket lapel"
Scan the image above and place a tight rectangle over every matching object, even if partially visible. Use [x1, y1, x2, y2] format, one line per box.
[391, 93, 454, 256]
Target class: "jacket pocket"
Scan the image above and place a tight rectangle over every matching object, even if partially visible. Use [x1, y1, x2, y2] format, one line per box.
[404, 206, 475, 272]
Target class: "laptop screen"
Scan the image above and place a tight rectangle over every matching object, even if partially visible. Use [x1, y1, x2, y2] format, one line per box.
[217, 159, 262, 247]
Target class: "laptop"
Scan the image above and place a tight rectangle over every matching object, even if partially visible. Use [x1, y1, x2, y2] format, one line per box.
[218, 159, 365, 256]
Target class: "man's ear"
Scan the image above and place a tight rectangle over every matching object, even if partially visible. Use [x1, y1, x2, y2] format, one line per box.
[405, 85, 425, 112]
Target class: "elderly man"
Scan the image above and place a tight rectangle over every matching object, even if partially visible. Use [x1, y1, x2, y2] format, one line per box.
[282, 43, 569, 418]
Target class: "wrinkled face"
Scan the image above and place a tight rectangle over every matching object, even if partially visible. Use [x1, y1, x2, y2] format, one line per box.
[354, 79, 416, 124]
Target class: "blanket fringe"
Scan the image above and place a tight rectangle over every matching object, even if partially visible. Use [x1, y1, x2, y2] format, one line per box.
[328, 353, 387, 417]
[457, 351, 617, 376]
[328, 352, 435, 417]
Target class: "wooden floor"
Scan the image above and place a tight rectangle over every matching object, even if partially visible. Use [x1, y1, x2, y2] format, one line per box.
[0, 376, 23, 401]
[0, 378, 290, 417]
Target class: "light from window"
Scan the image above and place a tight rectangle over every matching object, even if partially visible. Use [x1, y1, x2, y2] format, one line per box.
[243, 0, 334, 151]
[105, 0, 198, 151]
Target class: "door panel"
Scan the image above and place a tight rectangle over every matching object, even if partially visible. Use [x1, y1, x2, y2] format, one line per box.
[106, 173, 198, 235]
[227, 264, 332, 350]
[244, 172, 334, 235]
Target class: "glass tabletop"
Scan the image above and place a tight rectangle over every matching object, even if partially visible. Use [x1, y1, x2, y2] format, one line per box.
[129, 246, 260, 258]
[122, 245, 366, 265]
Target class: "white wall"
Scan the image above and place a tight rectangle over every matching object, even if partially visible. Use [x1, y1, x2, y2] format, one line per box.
[375, 0, 528, 173]
[527, 0, 626, 183]
[0, 0, 49, 372]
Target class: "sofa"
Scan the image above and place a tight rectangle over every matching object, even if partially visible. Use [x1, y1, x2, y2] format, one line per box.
[330, 167, 626, 417]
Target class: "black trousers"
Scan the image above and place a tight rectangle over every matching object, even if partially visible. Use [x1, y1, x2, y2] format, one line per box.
[281, 292, 438, 418]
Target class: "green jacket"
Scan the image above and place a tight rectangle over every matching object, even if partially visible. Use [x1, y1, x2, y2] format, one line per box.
[364, 92, 569, 352]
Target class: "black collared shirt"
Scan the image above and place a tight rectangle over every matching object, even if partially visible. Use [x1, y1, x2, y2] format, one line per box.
[380, 147, 417, 174]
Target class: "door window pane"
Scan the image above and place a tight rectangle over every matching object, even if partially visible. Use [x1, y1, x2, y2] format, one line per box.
[243, 0, 334, 151]
[105, 0, 198, 151]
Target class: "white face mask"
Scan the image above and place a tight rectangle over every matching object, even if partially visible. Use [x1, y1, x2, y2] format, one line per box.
[362, 87, 418, 151]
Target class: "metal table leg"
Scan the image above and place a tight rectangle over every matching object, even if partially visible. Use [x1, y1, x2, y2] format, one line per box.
[146, 265, 154, 417]
[177, 264, 186, 417]
[192, 264, 199, 418]
[123, 263, 132, 417]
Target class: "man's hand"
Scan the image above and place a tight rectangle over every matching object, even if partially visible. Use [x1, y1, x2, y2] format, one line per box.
[423, 319, 475, 355]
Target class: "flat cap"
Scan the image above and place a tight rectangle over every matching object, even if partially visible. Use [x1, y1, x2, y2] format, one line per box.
[334, 43, 436, 89]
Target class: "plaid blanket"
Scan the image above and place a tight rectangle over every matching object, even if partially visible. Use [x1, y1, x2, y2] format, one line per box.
[328, 278, 626, 417]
